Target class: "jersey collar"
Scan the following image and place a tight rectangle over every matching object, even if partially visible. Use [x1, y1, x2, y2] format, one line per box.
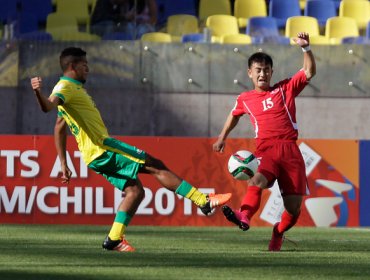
[60, 76, 83, 86]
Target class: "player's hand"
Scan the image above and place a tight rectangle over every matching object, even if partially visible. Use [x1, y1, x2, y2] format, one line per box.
[61, 165, 72, 184]
[30, 77, 42, 92]
[213, 140, 226, 153]
[293, 32, 310, 47]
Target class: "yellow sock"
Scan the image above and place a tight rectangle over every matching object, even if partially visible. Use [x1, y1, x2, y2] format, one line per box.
[175, 180, 208, 207]
[108, 222, 126, 240]
[186, 187, 208, 207]
[108, 211, 132, 240]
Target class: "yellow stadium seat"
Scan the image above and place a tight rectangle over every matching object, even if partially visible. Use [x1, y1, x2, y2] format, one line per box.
[221, 34, 252, 44]
[234, 0, 267, 28]
[205, 15, 239, 42]
[59, 32, 101, 42]
[88, 0, 98, 14]
[285, 16, 320, 39]
[325, 16, 359, 44]
[55, 0, 90, 30]
[199, 0, 231, 22]
[166, 14, 199, 42]
[141, 32, 172, 42]
[339, 0, 370, 30]
[46, 12, 100, 41]
[46, 12, 79, 40]
[299, 0, 307, 11]
[309, 35, 331, 45]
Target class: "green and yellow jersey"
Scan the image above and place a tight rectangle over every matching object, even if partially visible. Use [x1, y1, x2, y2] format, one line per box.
[51, 76, 108, 164]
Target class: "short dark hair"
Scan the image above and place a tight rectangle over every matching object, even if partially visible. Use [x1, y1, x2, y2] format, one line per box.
[248, 52, 273, 69]
[59, 47, 87, 71]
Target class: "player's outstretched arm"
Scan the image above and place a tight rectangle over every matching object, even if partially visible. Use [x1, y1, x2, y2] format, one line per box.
[213, 112, 241, 153]
[30, 77, 62, 112]
[54, 116, 72, 183]
[293, 32, 316, 81]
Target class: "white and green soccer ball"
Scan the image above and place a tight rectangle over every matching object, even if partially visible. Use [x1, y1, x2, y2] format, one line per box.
[228, 150, 258, 180]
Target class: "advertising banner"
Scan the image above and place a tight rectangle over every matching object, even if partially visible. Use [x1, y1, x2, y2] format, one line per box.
[0, 136, 359, 227]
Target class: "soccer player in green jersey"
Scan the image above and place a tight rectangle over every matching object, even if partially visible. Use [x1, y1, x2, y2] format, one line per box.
[30, 47, 231, 252]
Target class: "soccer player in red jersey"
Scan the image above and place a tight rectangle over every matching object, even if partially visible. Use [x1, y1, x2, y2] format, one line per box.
[213, 32, 316, 251]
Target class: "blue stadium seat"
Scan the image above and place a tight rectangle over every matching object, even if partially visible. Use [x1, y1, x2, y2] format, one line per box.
[268, 0, 301, 28]
[181, 33, 205, 43]
[341, 36, 369, 45]
[19, 0, 53, 24]
[16, 31, 53, 41]
[102, 32, 134, 41]
[304, 0, 337, 26]
[158, 0, 197, 27]
[0, 0, 18, 24]
[367, 21, 370, 40]
[246, 16, 290, 44]
[17, 12, 39, 35]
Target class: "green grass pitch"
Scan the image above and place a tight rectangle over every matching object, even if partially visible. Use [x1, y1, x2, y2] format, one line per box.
[0, 225, 369, 280]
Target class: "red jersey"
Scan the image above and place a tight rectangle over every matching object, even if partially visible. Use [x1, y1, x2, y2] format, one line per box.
[232, 70, 308, 144]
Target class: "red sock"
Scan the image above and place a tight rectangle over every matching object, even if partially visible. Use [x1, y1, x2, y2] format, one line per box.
[240, 186, 262, 220]
[277, 211, 300, 234]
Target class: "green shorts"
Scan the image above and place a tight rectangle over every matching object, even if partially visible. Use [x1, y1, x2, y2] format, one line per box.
[88, 138, 146, 191]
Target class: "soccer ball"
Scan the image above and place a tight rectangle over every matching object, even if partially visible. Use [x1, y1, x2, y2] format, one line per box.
[228, 150, 258, 180]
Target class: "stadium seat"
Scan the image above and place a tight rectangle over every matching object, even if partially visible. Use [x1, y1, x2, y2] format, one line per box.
[47, 12, 100, 41]
[199, 0, 232, 23]
[166, 14, 199, 42]
[0, 0, 18, 24]
[299, 0, 307, 10]
[181, 33, 206, 43]
[162, 0, 197, 19]
[141, 32, 172, 42]
[309, 35, 331, 45]
[341, 36, 369, 45]
[46, 12, 79, 40]
[88, 0, 97, 14]
[221, 34, 252, 44]
[325, 16, 359, 44]
[367, 21, 370, 39]
[233, 0, 267, 28]
[285, 16, 320, 40]
[16, 31, 53, 41]
[55, 0, 90, 31]
[102, 32, 134, 40]
[15, 12, 38, 35]
[269, 0, 301, 28]
[304, 0, 337, 27]
[59, 32, 101, 41]
[246, 16, 290, 44]
[19, 0, 53, 24]
[339, 0, 370, 30]
[205, 15, 239, 42]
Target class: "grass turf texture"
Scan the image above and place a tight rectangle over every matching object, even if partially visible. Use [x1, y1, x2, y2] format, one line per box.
[0, 225, 369, 280]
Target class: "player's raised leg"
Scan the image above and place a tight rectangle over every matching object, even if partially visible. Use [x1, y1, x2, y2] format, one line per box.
[143, 154, 232, 215]
[222, 172, 267, 231]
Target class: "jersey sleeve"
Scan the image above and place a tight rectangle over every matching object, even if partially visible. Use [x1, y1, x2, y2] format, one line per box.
[50, 81, 72, 104]
[280, 69, 308, 97]
[231, 95, 246, 116]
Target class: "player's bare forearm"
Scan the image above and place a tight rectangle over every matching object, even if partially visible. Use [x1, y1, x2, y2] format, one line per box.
[303, 50, 316, 80]
[54, 117, 72, 183]
[293, 32, 316, 80]
[213, 113, 240, 152]
[54, 117, 68, 165]
[30, 77, 60, 112]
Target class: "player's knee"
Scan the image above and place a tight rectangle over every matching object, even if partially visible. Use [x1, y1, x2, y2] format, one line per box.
[248, 173, 269, 188]
[125, 181, 145, 201]
[145, 154, 167, 170]
[285, 203, 302, 217]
